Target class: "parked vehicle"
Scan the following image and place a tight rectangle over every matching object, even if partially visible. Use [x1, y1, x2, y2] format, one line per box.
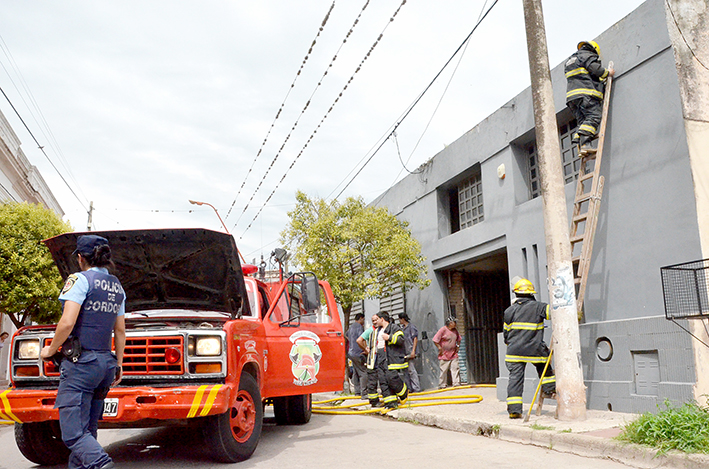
[4, 228, 345, 464]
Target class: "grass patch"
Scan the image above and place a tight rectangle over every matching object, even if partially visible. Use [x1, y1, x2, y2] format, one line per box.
[559, 428, 572, 433]
[529, 423, 554, 431]
[617, 399, 709, 454]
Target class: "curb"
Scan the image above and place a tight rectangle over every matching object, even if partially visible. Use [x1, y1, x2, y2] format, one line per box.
[393, 408, 709, 469]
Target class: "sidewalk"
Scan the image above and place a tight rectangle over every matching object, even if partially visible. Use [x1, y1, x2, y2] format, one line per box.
[316, 386, 709, 469]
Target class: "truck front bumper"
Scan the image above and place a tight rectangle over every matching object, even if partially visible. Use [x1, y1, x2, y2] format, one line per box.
[1, 384, 232, 424]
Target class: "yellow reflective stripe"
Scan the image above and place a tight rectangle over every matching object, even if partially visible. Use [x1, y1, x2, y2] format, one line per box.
[579, 124, 597, 133]
[541, 376, 556, 384]
[601, 69, 609, 79]
[187, 385, 209, 418]
[199, 385, 223, 417]
[507, 322, 544, 331]
[389, 330, 404, 345]
[565, 67, 589, 78]
[507, 396, 523, 404]
[505, 354, 547, 363]
[396, 384, 408, 397]
[388, 362, 409, 370]
[383, 395, 397, 403]
[545, 304, 551, 321]
[566, 88, 603, 100]
[0, 389, 21, 423]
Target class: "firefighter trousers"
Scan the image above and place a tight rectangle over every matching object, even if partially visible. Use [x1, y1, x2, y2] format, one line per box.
[366, 353, 389, 406]
[382, 368, 408, 408]
[568, 96, 602, 145]
[505, 359, 556, 415]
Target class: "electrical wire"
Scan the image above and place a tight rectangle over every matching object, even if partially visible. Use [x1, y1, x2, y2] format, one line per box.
[231, 0, 373, 228]
[330, 0, 500, 201]
[0, 34, 88, 204]
[0, 85, 87, 212]
[224, 1, 338, 221]
[236, 0, 409, 239]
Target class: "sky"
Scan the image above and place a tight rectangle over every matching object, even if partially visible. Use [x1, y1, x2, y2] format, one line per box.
[0, 0, 647, 264]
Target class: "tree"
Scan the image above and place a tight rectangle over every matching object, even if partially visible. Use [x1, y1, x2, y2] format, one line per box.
[0, 202, 72, 328]
[281, 191, 430, 326]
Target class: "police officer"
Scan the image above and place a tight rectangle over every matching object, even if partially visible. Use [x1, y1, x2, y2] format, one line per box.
[503, 278, 555, 419]
[40, 235, 126, 469]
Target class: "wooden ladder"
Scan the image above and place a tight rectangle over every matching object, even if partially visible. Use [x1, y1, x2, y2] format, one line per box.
[569, 62, 613, 319]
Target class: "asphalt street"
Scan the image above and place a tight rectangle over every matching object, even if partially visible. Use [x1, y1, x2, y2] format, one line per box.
[0, 412, 634, 469]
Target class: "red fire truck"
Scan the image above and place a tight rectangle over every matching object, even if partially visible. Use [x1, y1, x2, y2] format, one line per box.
[2, 229, 345, 464]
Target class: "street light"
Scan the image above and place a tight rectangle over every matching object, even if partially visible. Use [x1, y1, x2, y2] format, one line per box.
[188, 199, 230, 234]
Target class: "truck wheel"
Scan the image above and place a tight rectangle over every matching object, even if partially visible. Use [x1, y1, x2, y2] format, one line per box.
[273, 394, 312, 425]
[203, 373, 263, 463]
[15, 421, 70, 466]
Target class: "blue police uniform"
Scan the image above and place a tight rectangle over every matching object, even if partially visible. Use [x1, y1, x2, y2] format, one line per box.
[56, 267, 125, 469]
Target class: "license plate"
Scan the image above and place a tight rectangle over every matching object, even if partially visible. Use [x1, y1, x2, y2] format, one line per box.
[103, 398, 119, 417]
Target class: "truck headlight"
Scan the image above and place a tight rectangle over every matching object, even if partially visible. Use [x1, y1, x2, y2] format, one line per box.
[17, 339, 40, 360]
[195, 337, 222, 356]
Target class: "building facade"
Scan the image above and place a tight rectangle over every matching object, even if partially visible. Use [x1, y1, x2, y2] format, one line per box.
[0, 107, 64, 383]
[372, 0, 709, 412]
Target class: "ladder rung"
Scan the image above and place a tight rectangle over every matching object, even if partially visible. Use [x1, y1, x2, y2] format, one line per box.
[574, 277, 581, 284]
[572, 256, 581, 264]
[580, 172, 595, 182]
[570, 235, 584, 244]
[574, 193, 592, 203]
[572, 213, 588, 223]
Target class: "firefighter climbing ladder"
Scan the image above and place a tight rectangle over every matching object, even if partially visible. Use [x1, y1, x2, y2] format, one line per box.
[569, 62, 614, 319]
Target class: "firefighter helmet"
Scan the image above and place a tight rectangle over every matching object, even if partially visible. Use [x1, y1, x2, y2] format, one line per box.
[577, 40, 601, 56]
[513, 278, 536, 294]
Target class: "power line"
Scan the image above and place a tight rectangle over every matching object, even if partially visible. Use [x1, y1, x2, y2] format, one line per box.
[330, 0, 500, 201]
[224, 1, 337, 221]
[237, 0, 409, 240]
[230, 0, 373, 228]
[0, 34, 88, 203]
[0, 84, 88, 212]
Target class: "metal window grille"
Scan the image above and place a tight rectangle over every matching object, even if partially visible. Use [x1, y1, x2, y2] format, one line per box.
[559, 122, 581, 184]
[527, 144, 540, 199]
[661, 259, 709, 320]
[526, 120, 580, 199]
[458, 174, 483, 230]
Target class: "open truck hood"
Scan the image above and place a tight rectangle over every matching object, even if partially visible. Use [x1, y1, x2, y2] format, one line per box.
[43, 228, 251, 317]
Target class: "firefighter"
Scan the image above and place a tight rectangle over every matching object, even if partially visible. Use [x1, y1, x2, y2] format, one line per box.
[378, 312, 408, 409]
[357, 313, 389, 407]
[503, 278, 555, 419]
[565, 40, 614, 150]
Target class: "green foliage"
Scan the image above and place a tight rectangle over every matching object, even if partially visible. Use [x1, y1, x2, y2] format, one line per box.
[617, 399, 709, 454]
[281, 191, 430, 322]
[529, 423, 554, 431]
[0, 202, 72, 327]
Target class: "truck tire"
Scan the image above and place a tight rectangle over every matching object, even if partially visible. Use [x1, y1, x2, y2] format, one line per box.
[273, 394, 312, 425]
[15, 421, 70, 466]
[203, 373, 263, 463]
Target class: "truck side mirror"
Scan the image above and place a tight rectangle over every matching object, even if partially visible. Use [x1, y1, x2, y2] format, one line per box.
[301, 274, 320, 312]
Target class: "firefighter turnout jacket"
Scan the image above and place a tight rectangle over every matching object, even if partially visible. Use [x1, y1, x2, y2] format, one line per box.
[383, 323, 408, 371]
[565, 47, 610, 102]
[503, 296, 551, 363]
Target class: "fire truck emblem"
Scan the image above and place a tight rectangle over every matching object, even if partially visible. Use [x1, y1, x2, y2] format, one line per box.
[289, 331, 322, 386]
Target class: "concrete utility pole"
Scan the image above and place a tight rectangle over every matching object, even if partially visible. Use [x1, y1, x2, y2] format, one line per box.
[521, 0, 586, 420]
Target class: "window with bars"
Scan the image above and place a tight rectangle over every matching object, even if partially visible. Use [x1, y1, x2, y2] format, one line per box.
[447, 167, 484, 234]
[458, 174, 484, 229]
[526, 119, 579, 199]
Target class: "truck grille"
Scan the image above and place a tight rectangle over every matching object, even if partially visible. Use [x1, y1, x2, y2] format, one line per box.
[42, 336, 185, 377]
[124, 336, 184, 375]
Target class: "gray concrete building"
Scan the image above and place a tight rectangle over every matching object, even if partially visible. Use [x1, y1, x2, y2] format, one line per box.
[372, 0, 709, 413]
